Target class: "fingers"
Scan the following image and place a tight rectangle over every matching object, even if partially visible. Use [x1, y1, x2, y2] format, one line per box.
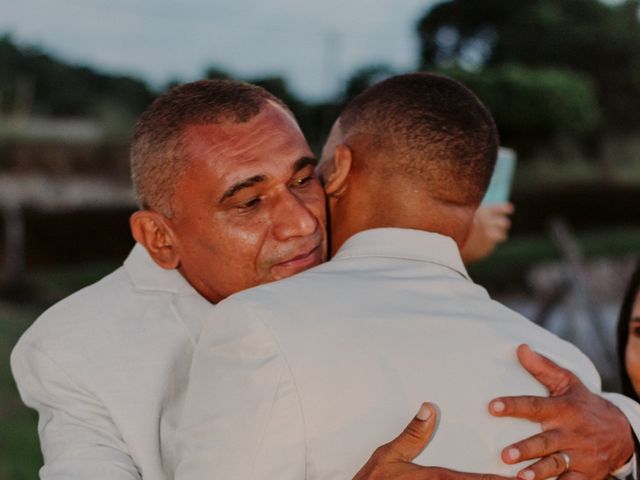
[498, 202, 515, 215]
[479, 205, 512, 243]
[516, 452, 572, 480]
[491, 215, 511, 231]
[463, 473, 514, 480]
[425, 468, 513, 480]
[387, 402, 438, 462]
[489, 394, 553, 422]
[487, 223, 510, 243]
[477, 208, 512, 229]
[499, 430, 562, 464]
[515, 345, 575, 396]
[558, 473, 583, 480]
[482, 202, 515, 216]
[355, 402, 525, 480]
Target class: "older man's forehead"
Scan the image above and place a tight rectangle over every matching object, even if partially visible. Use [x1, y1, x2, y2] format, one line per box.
[183, 104, 306, 159]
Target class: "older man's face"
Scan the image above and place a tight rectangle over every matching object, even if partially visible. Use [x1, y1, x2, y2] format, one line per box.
[168, 101, 327, 303]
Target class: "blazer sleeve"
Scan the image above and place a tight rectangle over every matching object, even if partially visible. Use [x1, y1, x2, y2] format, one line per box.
[10, 341, 142, 480]
[174, 299, 305, 480]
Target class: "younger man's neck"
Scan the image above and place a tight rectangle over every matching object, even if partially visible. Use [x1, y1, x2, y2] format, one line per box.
[330, 194, 474, 255]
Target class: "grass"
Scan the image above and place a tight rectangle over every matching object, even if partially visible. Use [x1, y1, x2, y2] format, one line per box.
[0, 304, 44, 480]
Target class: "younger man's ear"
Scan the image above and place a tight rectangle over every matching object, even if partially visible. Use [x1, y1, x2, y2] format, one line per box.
[129, 210, 180, 269]
[324, 143, 352, 198]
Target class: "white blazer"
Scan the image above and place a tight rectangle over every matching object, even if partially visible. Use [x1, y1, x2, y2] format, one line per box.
[177, 228, 640, 480]
[11, 244, 210, 479]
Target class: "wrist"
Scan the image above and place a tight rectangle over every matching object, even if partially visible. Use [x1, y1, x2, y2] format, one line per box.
[612, 420, 636, 474]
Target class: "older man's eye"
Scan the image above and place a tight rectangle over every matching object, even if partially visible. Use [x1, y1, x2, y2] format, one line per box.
[293, 176, 313, 188]
[237, 198, 261, 211]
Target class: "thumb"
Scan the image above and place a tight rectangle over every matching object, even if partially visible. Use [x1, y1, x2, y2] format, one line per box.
[516, 344, 574, 396]
[387, 402, 438, 462]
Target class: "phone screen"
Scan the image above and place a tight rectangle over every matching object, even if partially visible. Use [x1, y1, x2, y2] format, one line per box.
[481, 147, 517, 205]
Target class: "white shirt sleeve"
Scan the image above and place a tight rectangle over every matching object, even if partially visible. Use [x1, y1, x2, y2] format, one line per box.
[175, 299, 305, 480]
[10, 342, 141, 480]
[610, 454, 636, 480]
[601, 392, 640, 479]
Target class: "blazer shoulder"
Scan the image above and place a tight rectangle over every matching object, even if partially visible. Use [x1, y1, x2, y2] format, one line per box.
[12, 264, 166, 360]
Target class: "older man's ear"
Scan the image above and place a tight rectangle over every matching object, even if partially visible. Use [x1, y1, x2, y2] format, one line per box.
[323, 143, 352, 199]
[130, 210, 180, 270]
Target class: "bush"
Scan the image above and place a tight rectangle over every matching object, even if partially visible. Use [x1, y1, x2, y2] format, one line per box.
[440, 65, 601, 141]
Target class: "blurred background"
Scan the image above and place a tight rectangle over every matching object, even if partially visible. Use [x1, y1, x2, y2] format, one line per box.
[2, 0, 640, 477]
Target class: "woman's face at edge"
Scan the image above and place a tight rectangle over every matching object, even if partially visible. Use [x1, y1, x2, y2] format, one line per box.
[624, 290, 640, 396]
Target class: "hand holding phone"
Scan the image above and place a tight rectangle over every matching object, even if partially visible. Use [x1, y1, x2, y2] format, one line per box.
[482, 147, 517, 205]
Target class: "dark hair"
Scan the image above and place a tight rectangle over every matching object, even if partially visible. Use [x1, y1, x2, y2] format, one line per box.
[617, 259, 640, 402]
[130, 79, 289, 216]
[338, 72, 499, 205]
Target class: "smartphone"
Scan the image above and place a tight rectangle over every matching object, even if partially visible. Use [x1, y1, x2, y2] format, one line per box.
[481, 147, 517, 205]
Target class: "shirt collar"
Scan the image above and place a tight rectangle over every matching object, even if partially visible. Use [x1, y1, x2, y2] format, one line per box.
[332, 228, 470, 280]
[123, 243, 199, 294]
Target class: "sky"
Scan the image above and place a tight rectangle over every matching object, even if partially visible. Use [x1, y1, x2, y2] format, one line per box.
[0, 0, 440, 101]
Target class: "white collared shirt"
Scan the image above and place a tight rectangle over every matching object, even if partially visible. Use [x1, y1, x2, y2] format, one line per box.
[177, 228, 632, 479]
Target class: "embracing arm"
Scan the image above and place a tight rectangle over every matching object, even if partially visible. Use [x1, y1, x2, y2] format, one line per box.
[489, 345, 636, 480]
[354, 404, 511, 480]
[11, 341, 141, 480]
[356, 345, 638, 480]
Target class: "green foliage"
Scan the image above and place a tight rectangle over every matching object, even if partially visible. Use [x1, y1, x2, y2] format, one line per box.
[201, 67, 343, 155]
[441, 65, 601, 139]
[417, 0, 640, 131]
[249, 76, 305, 111]
[0, 35, 154, 118]
[342, 64, 395, 102]
[0, 306, 43, 480]
[202, 66, 232, 81]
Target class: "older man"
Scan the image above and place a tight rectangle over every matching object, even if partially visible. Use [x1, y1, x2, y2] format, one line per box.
[11, 79, 637, 480]
[176, 75, 640, 480]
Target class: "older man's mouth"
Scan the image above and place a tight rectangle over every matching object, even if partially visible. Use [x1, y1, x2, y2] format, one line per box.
[271, 244, 323, 278]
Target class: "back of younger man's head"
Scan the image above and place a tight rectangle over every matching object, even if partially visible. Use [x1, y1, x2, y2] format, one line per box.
[338, 72, 498, 206]
[131, 79, 288, 217]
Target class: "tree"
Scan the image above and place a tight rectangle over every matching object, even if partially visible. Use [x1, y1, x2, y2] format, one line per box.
[0, 35, 154, 118]
[417, 0, 640, 131]
[342, 64, 395, 102]
[443, 65, 601, 148]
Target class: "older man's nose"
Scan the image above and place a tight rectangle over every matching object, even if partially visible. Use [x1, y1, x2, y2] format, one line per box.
[272, 191, 318, 240]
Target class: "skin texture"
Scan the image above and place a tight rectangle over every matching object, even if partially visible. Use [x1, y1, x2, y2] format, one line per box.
[490, 345, 634, 480]
[318, 120, 475, 255]
[131, 101, 327, 303]
[625, 291, 640, 396]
